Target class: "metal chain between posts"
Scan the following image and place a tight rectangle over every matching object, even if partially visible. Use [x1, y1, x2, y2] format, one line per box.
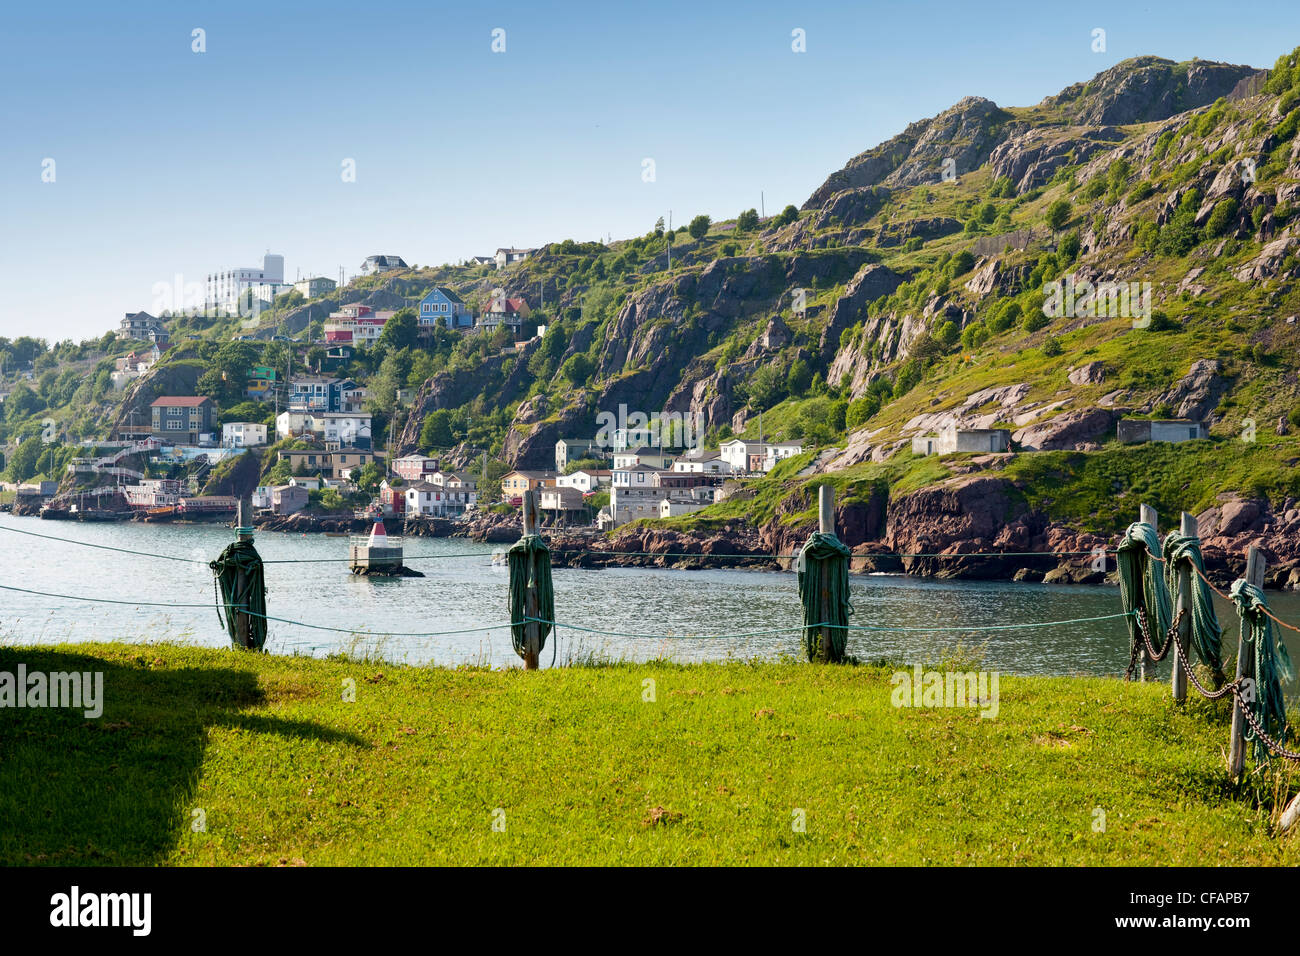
[1125, 605, 1184, 680]
[1144, 607, 1300, 761]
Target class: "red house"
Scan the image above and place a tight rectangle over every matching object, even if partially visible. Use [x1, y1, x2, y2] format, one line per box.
[378, 480, 406, 515]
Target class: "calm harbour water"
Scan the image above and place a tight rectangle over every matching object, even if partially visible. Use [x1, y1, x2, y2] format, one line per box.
[3, 512, 1300, 678]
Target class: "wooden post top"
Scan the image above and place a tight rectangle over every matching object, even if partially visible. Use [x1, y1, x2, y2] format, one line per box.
[1139, 503, 1157, 528]
[1246, 545, 1266, 588]
[1180, 511, 1196, 536]
[818, 485, 834, 536]
[237, 497, 252, 541]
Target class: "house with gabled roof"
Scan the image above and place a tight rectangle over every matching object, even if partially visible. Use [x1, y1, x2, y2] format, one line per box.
[360, 255, 408, 275]
[150, 396, 215, 444]
[417, 287, 473, 330]
[477, 295, 531, 333]
[495, 248, 535, 269]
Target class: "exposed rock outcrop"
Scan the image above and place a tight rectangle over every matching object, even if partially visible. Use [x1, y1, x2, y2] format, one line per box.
[1155, 358, 1230, 422]
[1043, 56, 1262, 126]
[804, 97, 1012, 208]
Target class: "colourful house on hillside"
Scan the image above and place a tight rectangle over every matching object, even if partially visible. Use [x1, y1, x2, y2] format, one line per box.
[417, 288, 473, 330]
[246, 366, 277, 400]
[477, 295, 531, 334]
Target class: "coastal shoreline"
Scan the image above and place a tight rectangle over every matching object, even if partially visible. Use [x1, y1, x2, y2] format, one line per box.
[5, 504, 1293, 590]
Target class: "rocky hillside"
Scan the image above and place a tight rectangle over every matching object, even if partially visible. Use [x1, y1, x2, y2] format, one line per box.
[65, 45, 1300, 582]
[384, 50, 1297, 470]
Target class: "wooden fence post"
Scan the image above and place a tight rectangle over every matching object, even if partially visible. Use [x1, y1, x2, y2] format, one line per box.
[1172, 512, 1195, 702]
[1139, 504, 1158, 681]
[234, 496, 253, 650]
[522, 489, 541, 671]
[1228, 545, 1266, 780]
[817, 485, 835, 663]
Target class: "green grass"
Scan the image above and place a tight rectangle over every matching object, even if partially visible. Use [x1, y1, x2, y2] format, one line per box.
[5, 642, 1300, 865]
[996, 439, 1300, 532]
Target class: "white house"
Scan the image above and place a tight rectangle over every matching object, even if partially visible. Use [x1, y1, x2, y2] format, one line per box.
[611, 463, 660, 489]
[556, 469, 611, 493]
[495, 247, 534, 269]
[251, 485, 272, 509]
[428, 471, 478, 514]
[672, 455, 731, 475]
[612, 447, 678, 470]
[222, 422, 268, 448]
[405, 481, 444, 516]
[318, 412, 372, 449]
[609, 482, 714, 527]
[719, 439, 764, 473]
[294, 276, 337, 299]
[276, 411, 316, 441]
[659, 498, 710, 519]
[274, 411, 371, 447]
[763, 441, 804, 471]
[360, 255, 408, 275]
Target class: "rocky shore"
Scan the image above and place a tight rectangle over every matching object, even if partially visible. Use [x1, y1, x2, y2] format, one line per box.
[450, 480, 1300, 590]
[12, 481, 1299, 589]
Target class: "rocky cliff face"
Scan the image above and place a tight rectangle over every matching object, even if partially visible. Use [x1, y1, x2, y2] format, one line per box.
[395, 346, 538, 458]
[111, 358, 205, 436]
[987, 125, 1126, 195]
[805, 97, 1012, 210]
[1045, 57, 1262, 126]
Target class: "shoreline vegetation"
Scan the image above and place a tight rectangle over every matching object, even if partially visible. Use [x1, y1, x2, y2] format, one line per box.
[3, 641, 1298, 865]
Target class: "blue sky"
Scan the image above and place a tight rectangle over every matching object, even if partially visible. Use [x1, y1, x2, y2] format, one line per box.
[2, 0, 1298, 342]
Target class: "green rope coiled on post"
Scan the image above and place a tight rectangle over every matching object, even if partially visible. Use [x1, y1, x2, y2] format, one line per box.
[796, 531, 854, 662]
[1116, 522, 1171, 665]
[1161, 531, 1225, 679]
[209, 538, 268, 651]
[507, 533, 554, 660]
[1229, 579, 1294, 764]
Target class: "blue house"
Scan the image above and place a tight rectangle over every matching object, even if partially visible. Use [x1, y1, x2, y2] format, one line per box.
[417, 287, 473, 330]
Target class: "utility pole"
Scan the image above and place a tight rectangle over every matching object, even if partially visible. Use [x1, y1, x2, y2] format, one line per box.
[761, 191, 765, 218]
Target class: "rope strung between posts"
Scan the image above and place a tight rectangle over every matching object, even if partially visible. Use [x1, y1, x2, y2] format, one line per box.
[506, 533, 554, 661]
[1161, 532, 1226, 679]
[1229, 579, 1295, 764]
[796, 531, 854, 662]
[1117, 522, 1172, 680]
[209, 539, 268, 651]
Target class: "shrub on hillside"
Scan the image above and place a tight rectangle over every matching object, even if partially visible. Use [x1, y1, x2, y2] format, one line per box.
[960, 321, 990, 349]
[1206, 198, 1239, 238]
[1021, 310, 1050, 333]
[845, 394, 880, 431]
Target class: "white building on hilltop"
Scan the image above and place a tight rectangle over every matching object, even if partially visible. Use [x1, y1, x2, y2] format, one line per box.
[206, 253, 285, 314]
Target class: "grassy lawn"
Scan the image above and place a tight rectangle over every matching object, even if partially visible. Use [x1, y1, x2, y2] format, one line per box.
[3, 642, 1299, 866]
